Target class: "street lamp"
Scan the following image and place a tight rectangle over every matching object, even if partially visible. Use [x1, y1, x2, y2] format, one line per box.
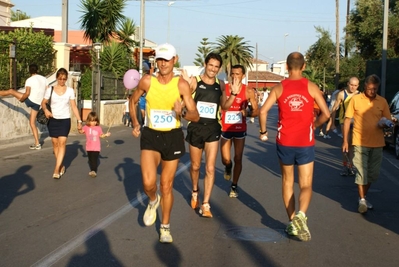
[16, 9, 21, 21]
[92, 42, 102, 117]
[167, 2, 175, 43]
[283, 33, 289, 59]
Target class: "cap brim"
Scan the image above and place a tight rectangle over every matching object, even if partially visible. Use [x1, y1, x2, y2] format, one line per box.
[155, 55, 174, 60]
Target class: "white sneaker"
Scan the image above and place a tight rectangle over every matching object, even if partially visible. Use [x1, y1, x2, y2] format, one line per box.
[29, 144, 41, 150]
[159, 226, 173, 243]
[359, 197, 373, 209]
[143, 194, 160, 226]
[318, 131, 324, 137]
[358, 198, 368, 214]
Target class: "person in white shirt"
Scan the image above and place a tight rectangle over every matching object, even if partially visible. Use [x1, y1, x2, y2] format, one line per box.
[41, 68, 83, 179]
[0, 64, 48, 149]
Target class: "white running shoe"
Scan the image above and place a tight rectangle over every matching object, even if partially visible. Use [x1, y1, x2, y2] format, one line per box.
[159, 227, 173, 243]
[143, 194, 160, 226]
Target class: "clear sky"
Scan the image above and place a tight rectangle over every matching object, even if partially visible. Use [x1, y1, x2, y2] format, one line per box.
[11, 0, 353, 66]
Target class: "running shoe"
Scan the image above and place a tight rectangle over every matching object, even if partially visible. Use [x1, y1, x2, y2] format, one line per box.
[224, 164, 232, 181]
[358, 198, 368, 214]
[318, 131, 324, 137]
[229, 185, 239, 198]
[143, 194, 160, 226]
[292, 212, 311, 241]
[29, 144, 41, 150]
[323, 134, 331, 139]
[359, 198, 373, 209]
[199, 203, 213, 218]
[337, 133, 343, 138]
[159, 226, 173, 243]
[191, 191, 199, 209]
[285, 222, 298, 236]
[332, 128, 338, 134]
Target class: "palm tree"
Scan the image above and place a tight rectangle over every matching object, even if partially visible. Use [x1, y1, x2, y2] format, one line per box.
[79, 0, 126, 44]
[100, 40, 129, 78]
[213, 35, 254, 77]
[117, 18, 138, 51]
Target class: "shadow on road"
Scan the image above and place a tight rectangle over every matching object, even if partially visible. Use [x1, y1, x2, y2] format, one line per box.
[114, 157, 144, 225]
[66, 230, 123, 267]
[0, 165, 35, 214]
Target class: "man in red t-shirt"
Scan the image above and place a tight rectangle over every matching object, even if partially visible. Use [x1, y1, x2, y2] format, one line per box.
[220, 65, 259, 198]
[259, 52, 329, 241]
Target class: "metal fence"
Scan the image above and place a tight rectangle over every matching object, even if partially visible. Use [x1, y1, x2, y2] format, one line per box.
[101, 72, 131, 99]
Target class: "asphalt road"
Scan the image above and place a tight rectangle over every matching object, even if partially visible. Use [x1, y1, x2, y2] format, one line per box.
[1, 105, 399, 267]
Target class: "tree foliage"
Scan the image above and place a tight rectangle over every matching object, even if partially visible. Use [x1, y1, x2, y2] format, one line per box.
[212, 35, 253, 77]
[116, 17, 138, 53]
[346, 0, 399, 60]
[100, 40, 129, 78]
[0, 28, 55, 89]
[11, 10, 30, 21]
[79, 0, 126, 44]
[193, 38, 211, 66]
[305, 27, 336, 73]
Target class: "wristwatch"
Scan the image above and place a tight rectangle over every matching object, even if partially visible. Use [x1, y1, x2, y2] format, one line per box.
[78, 120, 82, 123]
[259, 130, 267, 135]
[231, 92, 238, 96]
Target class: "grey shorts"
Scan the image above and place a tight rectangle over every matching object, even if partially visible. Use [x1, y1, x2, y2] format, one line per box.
[353, 146, 383, 185]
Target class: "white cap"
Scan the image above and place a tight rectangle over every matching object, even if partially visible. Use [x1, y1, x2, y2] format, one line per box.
[155, 43, 176, 60]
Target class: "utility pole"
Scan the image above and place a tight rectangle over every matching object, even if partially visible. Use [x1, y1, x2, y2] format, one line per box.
[335, 0, 340, 89]
[381, 0, 389, 98]
[345, 0, 350, 58]
[62, 0, 68, 43]
[255, 43, 258, 90]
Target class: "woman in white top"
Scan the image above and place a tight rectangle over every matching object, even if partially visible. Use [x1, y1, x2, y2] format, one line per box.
[41, 68, 83, 179]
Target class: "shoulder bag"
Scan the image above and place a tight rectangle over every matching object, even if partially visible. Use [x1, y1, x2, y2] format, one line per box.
[36, 87, 54, 125]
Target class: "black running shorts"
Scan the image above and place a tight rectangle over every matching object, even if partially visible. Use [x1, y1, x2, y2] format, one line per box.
[185, 122, 221, 149]
[141, 127, 185, 161]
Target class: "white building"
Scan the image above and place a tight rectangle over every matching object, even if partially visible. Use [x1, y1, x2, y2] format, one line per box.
[0, 0, 13, 26]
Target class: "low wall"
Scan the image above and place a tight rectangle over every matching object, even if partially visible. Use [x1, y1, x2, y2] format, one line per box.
[0, 93, 48, 144]
[0, 97, 126, 148]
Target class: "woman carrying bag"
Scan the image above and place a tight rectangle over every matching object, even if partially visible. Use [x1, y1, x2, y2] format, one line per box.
[41, 68, 83, 179]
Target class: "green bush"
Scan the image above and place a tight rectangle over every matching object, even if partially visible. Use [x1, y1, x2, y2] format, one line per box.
[0, 27, 55, 89]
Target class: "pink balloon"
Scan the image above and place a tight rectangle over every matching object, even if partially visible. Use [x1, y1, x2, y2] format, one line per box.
[123, 69, 140, 90]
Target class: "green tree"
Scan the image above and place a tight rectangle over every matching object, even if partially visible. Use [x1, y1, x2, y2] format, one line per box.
[79, 69, 93, 100]
[193, 38, 211, 66]
[0, 28, 55, 89]
[305, 27, 336, 74]
[100, 40, 129, 78]
[346, 0, 399, 60]
[212, 35, 253, 77]
[11, 10, 30, 21]
[79, 0, 126, 44]
[116, 18, 137, 52]
[303, 67, 324, 89]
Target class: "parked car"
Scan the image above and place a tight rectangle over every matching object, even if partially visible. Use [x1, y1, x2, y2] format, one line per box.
[384, 91, 399, 158]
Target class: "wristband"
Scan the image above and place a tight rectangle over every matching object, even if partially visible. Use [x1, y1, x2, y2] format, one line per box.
[78, 120, 82, 123]
[231, 92, 238, 96]
[259, 130, 267, 135]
